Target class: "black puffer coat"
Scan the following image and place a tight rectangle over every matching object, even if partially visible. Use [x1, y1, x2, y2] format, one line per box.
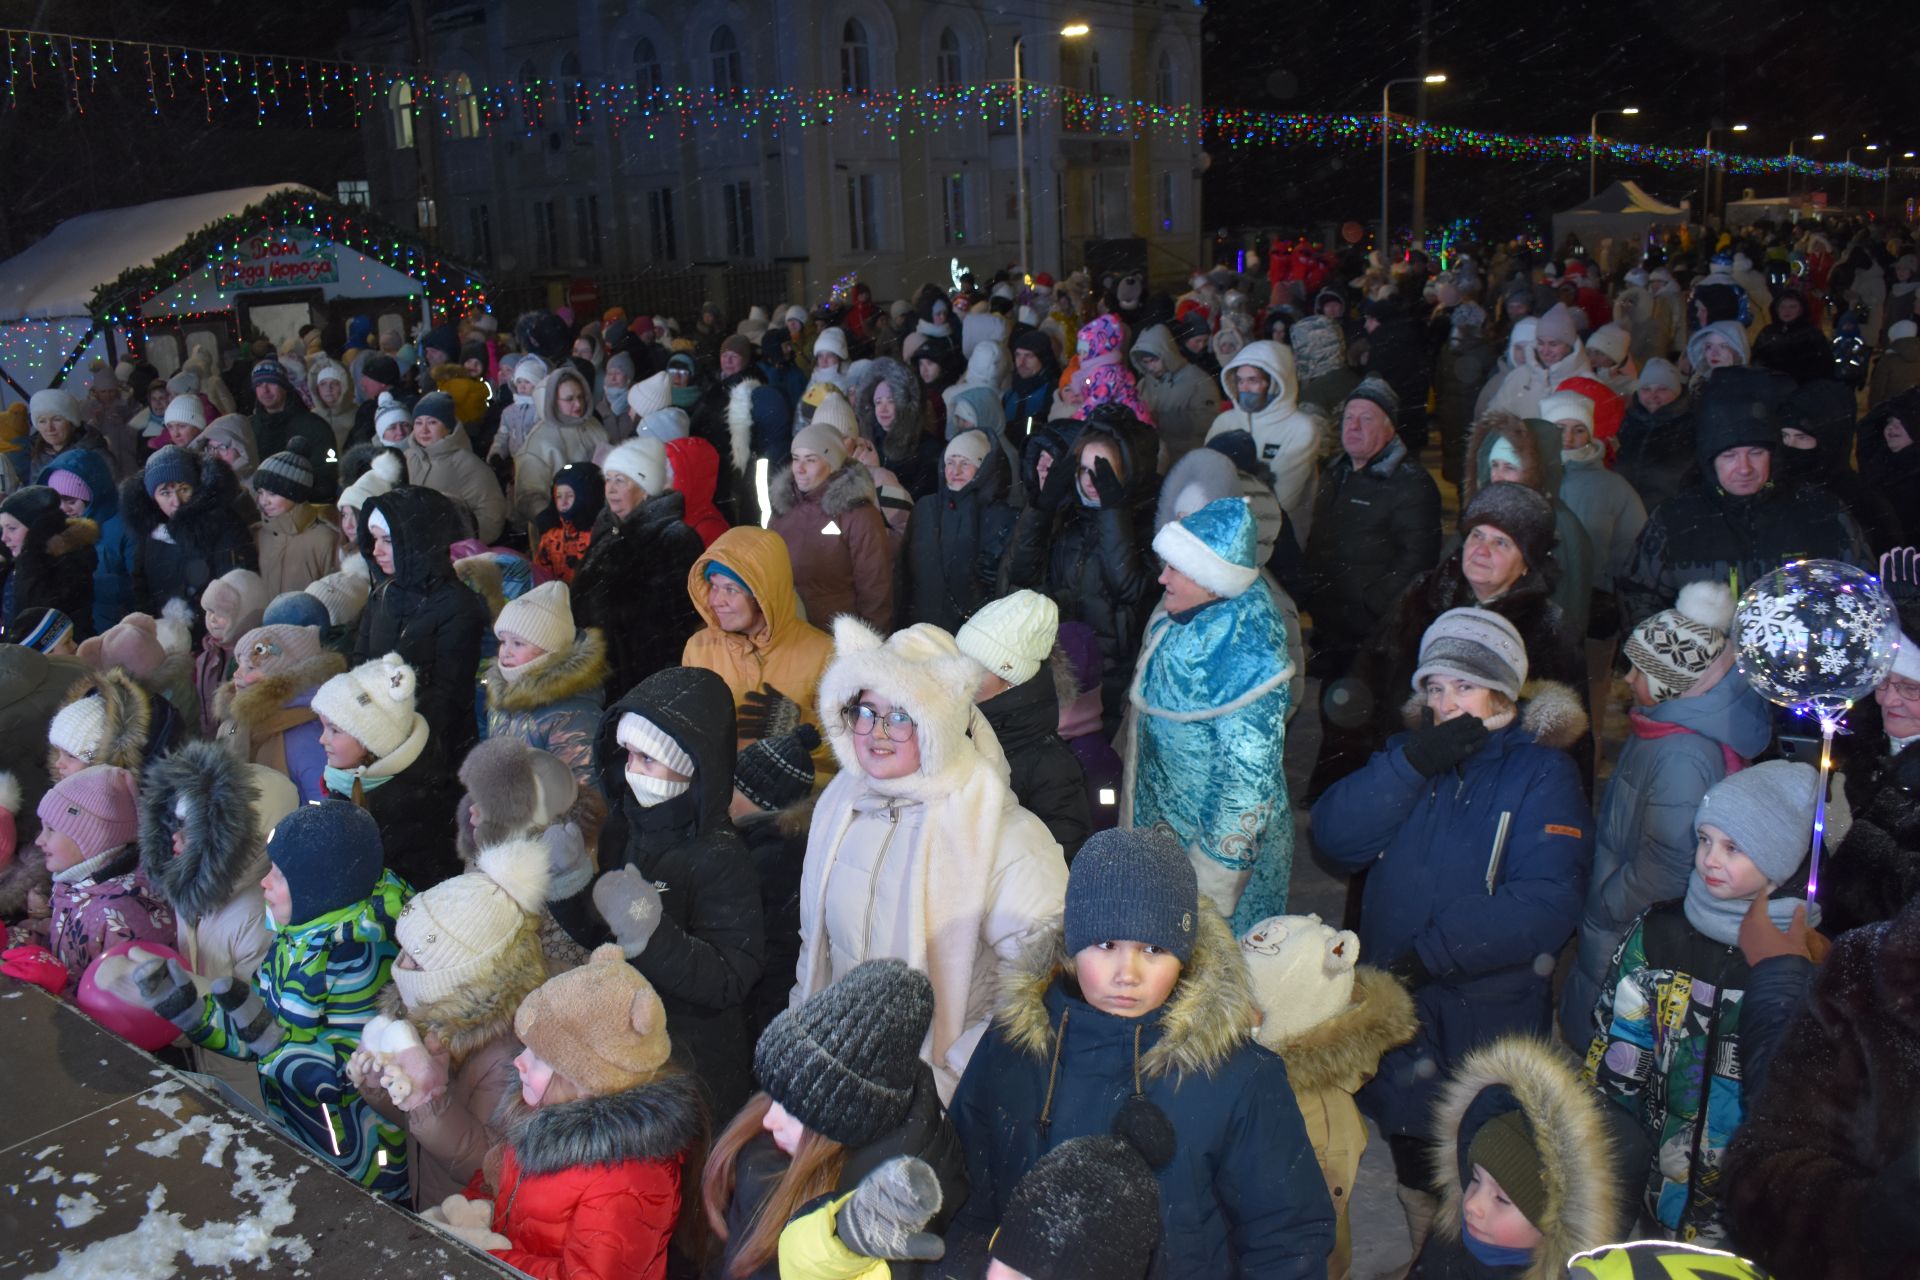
[3, 508, 98, 639]
[1775, 379, 1904, 554]
[326, 754, 464, 892]
[353, 486, 489, 761]
[855, 358, 944, 499]
[999, 413, 1160, 737]
[1854, 388, 1920, 528]
[119, 456, 257, 617]
[894, 437, 1017, 632]
[977, 660, 1091, 863]
[1613, 391, 1697, 514]
[572, 490, 705, 702]
[1751, 290, 1834, 385]
[551, 667, 764, 1119]
[1300, 438, 1443, 673]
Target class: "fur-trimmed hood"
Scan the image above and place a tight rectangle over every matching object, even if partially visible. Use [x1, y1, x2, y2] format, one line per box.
[117, 453, 247, 545]
[486, 628, 609, 714]
[1259, 966, 1418, 1095]
[213, 652, 347, 728]
[1400, 679, 1589, 752]
[377, 912, 550, 1065]
[29, 515, 101, 560]
[136, 740, 279, 927]
[453, 553, 508, 621]
[1430, 1036, 1628, 1279]
[999, 907, 1257, 1082]
[853, 357, 927, 466]
[493, 1067, 704, 1177]
[54, 669, 154, 773]
[767, 457, 879, 521]
[1462, 409, 1563, 507]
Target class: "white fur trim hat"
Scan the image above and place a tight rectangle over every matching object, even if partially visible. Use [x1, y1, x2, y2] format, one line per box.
[816, 618, 988, 785]
[312, 652, 421, 760]
[603, 436, 669, 498]
[956, 590, 1058, 688]
[392, 839, 549, 1009]
[494, 580, 575, 656]
[1150, 496, 1260, 600]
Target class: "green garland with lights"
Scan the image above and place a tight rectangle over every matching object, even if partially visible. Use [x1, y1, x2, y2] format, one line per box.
[88, 188, 488, 330]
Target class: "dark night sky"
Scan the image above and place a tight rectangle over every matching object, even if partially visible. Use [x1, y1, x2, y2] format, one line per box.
[1198, 0, 1919, 236]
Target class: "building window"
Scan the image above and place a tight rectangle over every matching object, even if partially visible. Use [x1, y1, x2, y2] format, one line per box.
[388, 81, 415, 149]
[574, 195, 603, 265]
[634, 38, 663, 95]
[942, 172, 970, 244]
[648, 188, 678, 261]
[935, 27, 963, 88]
[560, 53, 590, 137]
[1086, 49, 1102, 97]
[469, 202, 493, 261]
[840, 18, 871, 94]
[709, 25, 741, 93]
[335, 179, 371, 208]
[518, 60, 545, 130]
[721, 181, 756, 258]
[846, 173, 880, 253]
[533, 200, 560, 267]
[1155, 52, 1176, 107]
[447, 71, 481, 138]
[1155, 171, 1175, 232]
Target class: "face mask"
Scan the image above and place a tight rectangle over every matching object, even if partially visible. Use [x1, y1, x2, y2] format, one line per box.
[1237, 390, 1270, 413]
[627, 769, 691, 808]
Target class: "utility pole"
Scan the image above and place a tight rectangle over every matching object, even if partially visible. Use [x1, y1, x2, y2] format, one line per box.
[410, 0, 440, 253]
[1409, 0, 1433, 249]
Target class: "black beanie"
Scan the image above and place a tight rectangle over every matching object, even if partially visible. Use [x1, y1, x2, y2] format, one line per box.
[733, 723, 820, 812]
[362, 354, 401, 387]
[753, 958, 933, 1147]
[1460, 481, 1558, 580]
[1, 484, 64, 531]
[989, 1097, 1175, 1280]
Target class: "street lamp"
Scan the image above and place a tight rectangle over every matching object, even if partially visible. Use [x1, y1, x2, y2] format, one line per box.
[1700, 123, 1748, 225]
[1589, 107, 1639, 198]
[1786, 134, 1825, 198]
[1014, 23, 1089, 285]
[1380, 73, 1447, 260]
[1844, 143, 1880, 210]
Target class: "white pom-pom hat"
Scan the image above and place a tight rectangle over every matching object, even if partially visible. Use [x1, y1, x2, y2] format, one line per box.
[311, 651, 423, 761]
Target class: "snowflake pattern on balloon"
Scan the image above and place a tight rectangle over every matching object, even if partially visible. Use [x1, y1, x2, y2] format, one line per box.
[1816, 647, 1851, 676]
[1739, 589, 1809, 658]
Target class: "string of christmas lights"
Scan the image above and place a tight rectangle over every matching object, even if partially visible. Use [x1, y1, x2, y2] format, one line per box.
[3, 27, 1915, 179]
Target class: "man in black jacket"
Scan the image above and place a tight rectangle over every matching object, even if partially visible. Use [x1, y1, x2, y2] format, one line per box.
[1300, 377, 1442, 679]
[956, 590, 1091, 862]
[1621, 367, 1870, 626]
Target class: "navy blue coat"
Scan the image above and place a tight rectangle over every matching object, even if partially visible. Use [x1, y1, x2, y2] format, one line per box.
[1311, 684, 1593, 1138]
[948, 913, 1335, 1279]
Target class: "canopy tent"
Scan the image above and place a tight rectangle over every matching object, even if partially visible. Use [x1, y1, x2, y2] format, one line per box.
[0, 184, 486, 405]
[1551, 181, 1687, 272]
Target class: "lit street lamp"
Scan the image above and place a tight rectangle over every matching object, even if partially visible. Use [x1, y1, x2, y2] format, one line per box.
[1380, 73, 1446, 259]
[1589, 107, 1639, 198]
[1014, 23, 1089, 284]
[1786, 134, 1824, 198]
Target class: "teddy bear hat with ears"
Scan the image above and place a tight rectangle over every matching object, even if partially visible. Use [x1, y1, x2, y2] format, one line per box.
[1239, 913, 1361, 1048]
[815, 616, 998, 786]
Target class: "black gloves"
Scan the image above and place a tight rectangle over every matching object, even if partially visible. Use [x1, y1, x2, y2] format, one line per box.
[1401, 714, 1490, 777]
[1089, 455, 1126, 509]
[1036, 450, 1077, 512]
[738, 686, 802, 741]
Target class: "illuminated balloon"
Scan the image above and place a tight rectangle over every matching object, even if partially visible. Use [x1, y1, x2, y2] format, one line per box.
[1734, 559, 1901, 715]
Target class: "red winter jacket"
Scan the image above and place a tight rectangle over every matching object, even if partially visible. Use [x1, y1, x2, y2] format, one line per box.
[666, 436, 730, 548]
[468, 1072, 703, 1280]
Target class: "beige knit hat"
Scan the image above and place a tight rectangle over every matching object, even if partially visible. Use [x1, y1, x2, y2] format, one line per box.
[956, 590, 1059, 687]
[626, 370, 672, 420]
[514, 943, 671, 1095]
[391, 839, 549, 1009]
[494, 580, 575, 656]
[311, 652, 421, 760]
[305, 571, 371, 627]
[810, 389, 857, 438]
[200, 569, 271, 647]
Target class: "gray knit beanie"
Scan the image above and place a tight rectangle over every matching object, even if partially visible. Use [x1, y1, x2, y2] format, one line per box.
[1064, 828, 1199, 963]
[753, 959, 933, 1147]
[1341, 374, 1401, 424]
[1694, 759, 1818, 884]
[1410, 607, 1529, 701]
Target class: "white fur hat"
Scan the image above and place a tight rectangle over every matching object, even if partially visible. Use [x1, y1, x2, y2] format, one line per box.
[1241, 914, 1361, 1049]
[815, 618, 992, 787]
[603, 436, 670, 498]
[312, 652, 422, 760]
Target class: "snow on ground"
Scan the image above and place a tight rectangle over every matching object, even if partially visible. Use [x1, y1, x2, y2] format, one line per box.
[54, 1193, 103, 1229]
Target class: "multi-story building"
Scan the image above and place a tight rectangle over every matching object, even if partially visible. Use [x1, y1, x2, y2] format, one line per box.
[344, 0, 1204, 313]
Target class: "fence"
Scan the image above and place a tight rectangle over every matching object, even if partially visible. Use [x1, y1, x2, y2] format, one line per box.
[485, 262, 794, 331]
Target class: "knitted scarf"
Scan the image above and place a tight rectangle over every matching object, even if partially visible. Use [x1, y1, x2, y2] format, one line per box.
[1627, 710, 1747, 776]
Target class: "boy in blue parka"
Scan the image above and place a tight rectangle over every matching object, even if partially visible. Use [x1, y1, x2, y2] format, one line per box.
[42, 447, 137, 634]
[1311, 607, 1592, 1253]
[947, 827, 1335, 1278]
[119, 800, 411, 1201]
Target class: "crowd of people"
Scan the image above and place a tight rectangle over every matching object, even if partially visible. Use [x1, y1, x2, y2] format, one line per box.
[0, 211, 1917, 1280]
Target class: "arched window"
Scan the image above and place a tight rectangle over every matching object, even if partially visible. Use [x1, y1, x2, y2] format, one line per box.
[840, 18, 871, 94]
[388, 80, 415, 149]
[560, 52, 590, 133]
[1154, 51, 1176, 106]
[1086, 48, 1102, 97]
[447, 71, 480, 139]
[634, 38, 663, 95]
[935, 27, 963, 88]
[517, 59, 545, 129]
[709, 25, 741, 93]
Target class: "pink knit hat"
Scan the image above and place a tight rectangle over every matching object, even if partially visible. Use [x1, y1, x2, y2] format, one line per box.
[46, 469, 91, 505]
[37, 765, 141, 861]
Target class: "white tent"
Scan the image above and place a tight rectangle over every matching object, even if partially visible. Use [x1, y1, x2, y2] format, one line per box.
[1551, 181, 1687, 271]
[0, 184, 314, 405]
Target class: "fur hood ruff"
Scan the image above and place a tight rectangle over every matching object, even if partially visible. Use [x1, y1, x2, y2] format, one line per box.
[1260, 966, 1418, 1094]
[999, 907, 1256, 1082]
[487, 628, 609, 714]
[768, 459, 879, 522]
[214, 653, 348, 727]
[492, 1067, 704, 1177]
[1430, 1036, 1626, 1280]
[136, 741, 266, 927]
[1400, 680, 1589, 752]
[55, 668, 155, 773]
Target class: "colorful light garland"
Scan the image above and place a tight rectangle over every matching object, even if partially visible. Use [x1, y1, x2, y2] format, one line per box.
[4, 27, 1914, 181]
